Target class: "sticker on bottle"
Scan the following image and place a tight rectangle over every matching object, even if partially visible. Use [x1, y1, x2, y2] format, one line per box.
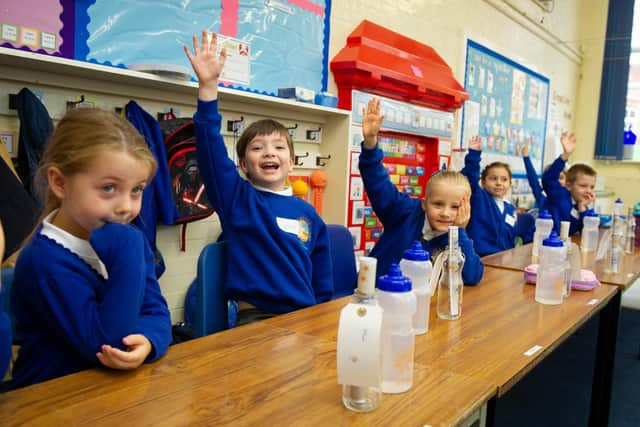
[337, 303, 383, 387]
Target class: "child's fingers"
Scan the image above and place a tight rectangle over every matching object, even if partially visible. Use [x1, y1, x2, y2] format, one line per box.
[192, 34, 200, 55]
[201, 29, 208, 52]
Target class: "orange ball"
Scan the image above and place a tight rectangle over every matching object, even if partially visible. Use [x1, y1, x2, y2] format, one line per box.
[310, 170, 328, 188]
[292, 179, 309, 197]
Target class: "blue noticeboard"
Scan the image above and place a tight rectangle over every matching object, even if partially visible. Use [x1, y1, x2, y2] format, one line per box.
[74, 0, 331, 96]
[461, 39, 549, 180]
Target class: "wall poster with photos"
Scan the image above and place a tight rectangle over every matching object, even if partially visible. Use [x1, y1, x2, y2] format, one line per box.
[461, 39, 550, 200]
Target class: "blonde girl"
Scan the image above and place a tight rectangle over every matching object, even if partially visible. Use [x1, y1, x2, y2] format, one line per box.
[9, 108, 172, 389]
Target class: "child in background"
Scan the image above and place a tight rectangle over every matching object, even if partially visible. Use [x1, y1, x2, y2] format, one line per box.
[461, 135, 517, 257]
[359, 98, 483, 285]
[521, 139, 566, 210]
[9, 108, 172, 389]
[0, 220, 11, 380]
[542, 132, 596, 235]
[184, 31, 333, 326]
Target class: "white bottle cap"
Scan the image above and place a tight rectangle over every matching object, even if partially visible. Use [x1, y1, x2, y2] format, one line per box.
[357, 257, 377, 296]
[560, 221, 570, 241]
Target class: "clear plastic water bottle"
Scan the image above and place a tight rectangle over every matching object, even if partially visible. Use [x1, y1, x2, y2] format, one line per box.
[399, 241, 432, 335]
[535, 231, 566, 305]
[532, 210, 554, 257]
[341, 257, 382, 412]
[435, 226, 465, 320]
[377, 264, 416, 394]
[625, 207, 636, 254]
[581, 209, 600, 252]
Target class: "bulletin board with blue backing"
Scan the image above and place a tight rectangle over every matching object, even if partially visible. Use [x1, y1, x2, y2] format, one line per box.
[1, 0, 331, 96]
[460, 39, 549, 193]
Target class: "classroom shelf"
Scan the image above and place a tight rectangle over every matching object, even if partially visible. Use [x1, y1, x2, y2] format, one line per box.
[0, 47, 352, 226]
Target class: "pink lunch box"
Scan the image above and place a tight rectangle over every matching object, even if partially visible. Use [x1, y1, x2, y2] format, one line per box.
[524, 264, 601, 291]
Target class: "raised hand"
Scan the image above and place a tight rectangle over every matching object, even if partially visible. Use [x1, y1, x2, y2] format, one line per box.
[560, 131, 576, 160]
[469, 135, 481, 151]
[362, 98, 384, 149]
[522, 139, 530, 157]
[454, 196, 471, 228]
[184, 30, 228, 100]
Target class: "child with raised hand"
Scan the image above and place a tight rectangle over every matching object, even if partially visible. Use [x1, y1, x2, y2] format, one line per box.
[9, 108, 172, 389]
[359, 98, 483, 285]
[184, 31, 333, 326]
[521, 139, 567, 210]
[461, 135, 517, 256]
[542, 131, 596, 235]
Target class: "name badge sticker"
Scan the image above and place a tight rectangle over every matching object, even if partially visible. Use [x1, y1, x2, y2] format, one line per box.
[571, 208, 579, 219]
[505, 214, 515, 226]
[276, 217, 300, 235]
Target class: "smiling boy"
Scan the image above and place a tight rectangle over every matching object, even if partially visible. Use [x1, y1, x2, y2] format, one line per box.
[185, 31, 333, 325]
[542, 132, 597, 235]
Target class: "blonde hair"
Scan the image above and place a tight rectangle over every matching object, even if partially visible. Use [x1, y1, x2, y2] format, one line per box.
[426, 171, 471, 199]
[35, 108, 157, 217]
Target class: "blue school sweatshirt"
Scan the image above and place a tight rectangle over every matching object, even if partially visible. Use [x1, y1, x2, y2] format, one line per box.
[523, 155, 546, 209]
[359, 144, 483, 285]
[9, 223, 172, 389]
[194, 99, 333, 313]
[461, 149, 517, 257]
[0, 310, 10, 380]
[541, 156, 585, 235]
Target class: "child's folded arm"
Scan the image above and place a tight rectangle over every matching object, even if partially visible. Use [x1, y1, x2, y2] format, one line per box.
[134, 240, 172, 362]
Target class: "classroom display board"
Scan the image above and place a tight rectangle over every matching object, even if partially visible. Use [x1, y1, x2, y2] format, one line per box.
[1, 0, 331, 96]
[347, 90, 443, 256]
[461, 39, 549, 188]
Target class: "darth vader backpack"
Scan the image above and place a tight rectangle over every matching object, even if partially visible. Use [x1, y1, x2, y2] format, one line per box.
[159, 117, 215, 250]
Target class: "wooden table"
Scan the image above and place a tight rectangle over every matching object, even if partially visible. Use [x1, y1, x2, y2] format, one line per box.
[267, 267, 621, 427]
[0, 321, 495, 427]
[481, 242, 640, 290]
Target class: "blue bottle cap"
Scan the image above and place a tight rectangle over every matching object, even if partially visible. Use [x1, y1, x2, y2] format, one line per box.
[403, 240, 430, 261]
[616, 198, 623, 204]
[585, 209, 599, 217]
[542, 231, 564, 247]
[539, 210, 552, 219]
[377, 264, 412, 292]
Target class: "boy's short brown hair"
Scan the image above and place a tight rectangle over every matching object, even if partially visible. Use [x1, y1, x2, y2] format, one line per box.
[235, 119, 295, 160]
[566, 163, 597, 184]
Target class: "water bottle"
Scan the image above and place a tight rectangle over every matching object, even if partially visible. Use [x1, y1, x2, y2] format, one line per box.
[377, 264, 416, 394]
[625, 207, 636, 254]
[339, 257, 382, 412]
[399, 241, 432, 335]
[532, 210, 554, 257]
[581, 209, 600, 252]
[634, 202, 640, 247]
[535, 231, 566, 305]
[435, 226, 465, 320]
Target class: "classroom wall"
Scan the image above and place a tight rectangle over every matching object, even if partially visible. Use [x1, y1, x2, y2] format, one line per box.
[574, 1, 640, 207]
[328, 0, 583, 162]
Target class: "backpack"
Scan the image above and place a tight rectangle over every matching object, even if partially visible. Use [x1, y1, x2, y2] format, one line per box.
[159, 118, 215, 250]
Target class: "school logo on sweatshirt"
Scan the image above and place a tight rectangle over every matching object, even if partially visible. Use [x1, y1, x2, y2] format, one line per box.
[297, 217, 310, 243]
